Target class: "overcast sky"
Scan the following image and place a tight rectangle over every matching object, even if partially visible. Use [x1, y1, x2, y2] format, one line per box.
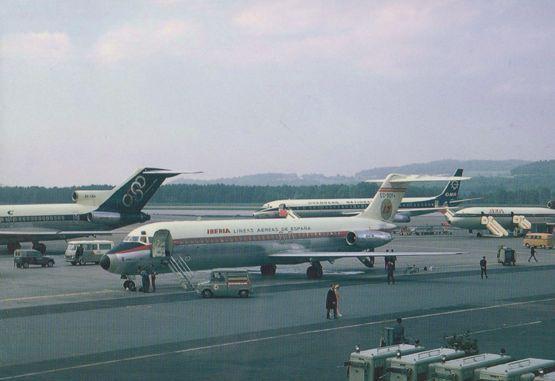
[1, 0, 554, 186]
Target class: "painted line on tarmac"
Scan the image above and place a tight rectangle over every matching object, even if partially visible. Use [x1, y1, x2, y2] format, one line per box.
[0, 290, 118, 302]
[2, 296, 554, 380]
[445, 320, 543, 338]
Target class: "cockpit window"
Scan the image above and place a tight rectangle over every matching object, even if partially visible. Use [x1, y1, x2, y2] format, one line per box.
[124, 236, 145, 244]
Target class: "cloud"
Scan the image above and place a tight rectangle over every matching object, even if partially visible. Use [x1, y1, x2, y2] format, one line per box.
[92, 20, 197, 65]
[226, 1, 480, 76]
[1, 32, 71, 61]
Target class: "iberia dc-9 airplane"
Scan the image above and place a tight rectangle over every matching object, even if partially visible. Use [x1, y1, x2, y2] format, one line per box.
[100, 173, 468, 288]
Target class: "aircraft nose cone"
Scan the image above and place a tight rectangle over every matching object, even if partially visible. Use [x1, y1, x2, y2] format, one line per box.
[99, 255, 110, 271]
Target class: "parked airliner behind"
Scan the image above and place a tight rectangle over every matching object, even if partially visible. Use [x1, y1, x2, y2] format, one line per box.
[444, 201, 555, 237]
[0, 168, 185, 254]
[101, 173, 466, 289]
[254, 169, 473, 221]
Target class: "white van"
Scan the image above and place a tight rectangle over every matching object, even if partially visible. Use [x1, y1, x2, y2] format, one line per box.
[65, 240, 114, 265]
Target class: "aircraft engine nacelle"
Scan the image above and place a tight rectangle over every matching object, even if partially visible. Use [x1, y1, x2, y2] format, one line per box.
[393, 213, 411, 223]
[73, 190, 111, 206]
[346, 230, 392, 249]
[548, 200, 555, 209]
[87, 211, 122, 224]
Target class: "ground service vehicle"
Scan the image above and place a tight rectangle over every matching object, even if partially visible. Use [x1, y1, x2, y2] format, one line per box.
[497, 246, 517, 266]
[477, 358, 555, 381]
[429, 353, 512, 381]
[523, 233, 553, 249]
[346, 344, 425, 381]
[198, 271, 252, 298]
[65, 240, 114, 265]
[387, 348, 466, 381]
[14, 249, 55, 268]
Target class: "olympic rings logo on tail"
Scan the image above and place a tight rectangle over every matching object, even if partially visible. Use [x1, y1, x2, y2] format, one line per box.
[122, 175, 147, 208]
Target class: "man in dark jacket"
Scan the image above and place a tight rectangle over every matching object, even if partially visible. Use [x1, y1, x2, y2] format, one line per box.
[480, 256, 488, 279]
[528, 246, 538, 262]
[326, 284, 338, 319]
[392, 318, 405, 344]
[387, 261, 395, 285]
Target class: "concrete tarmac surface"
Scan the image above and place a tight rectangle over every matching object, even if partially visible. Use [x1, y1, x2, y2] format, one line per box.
[1, 214, 554, 380]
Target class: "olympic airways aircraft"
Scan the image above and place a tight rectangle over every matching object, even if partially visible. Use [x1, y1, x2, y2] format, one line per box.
[0, 168, 184, 254]
[444, 201, 555, 237]
[254, 169, 474, 221]
[100, 173, 467, 288]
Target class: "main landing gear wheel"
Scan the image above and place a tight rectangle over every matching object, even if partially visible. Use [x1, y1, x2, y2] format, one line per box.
[202, 289, 213, 298]
[260, 264, 277, 276]
[123, 280, 136, 291]
[306, 262, 323, 279]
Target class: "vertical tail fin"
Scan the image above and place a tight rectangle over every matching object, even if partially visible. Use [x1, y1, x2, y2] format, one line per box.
[358, 174, 407, 221]
[358, 173, 471, 222]
[97, 168, 181, 213]
[437, 168, 463, 205]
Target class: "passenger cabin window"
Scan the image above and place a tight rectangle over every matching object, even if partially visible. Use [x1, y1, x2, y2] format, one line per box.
[140, 236, 147, 243]
[99, 244, 111, 250]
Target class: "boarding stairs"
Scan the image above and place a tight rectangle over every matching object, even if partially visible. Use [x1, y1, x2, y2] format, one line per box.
[167, 256, 195, 290]
[443, 209, 455, 222]
[480, 216, 509, 237]
[512, 215, 532, 230]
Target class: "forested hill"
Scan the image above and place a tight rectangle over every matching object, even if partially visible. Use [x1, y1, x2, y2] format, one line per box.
[1, 159, 553, 206]
[0, 177, 553, 206]
[511, 160, 555, 176]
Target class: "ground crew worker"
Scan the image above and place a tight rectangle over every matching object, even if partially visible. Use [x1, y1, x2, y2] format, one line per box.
[392, 318, 405, 344]
[480, 256, 488, 279]
[326, 283, 338, 319]
[528, 246, 538, 262]
[387, 261, 395, 285]
[75, 245, 83, 263]
[140, 267, 150, 292]
[150, 270, 157, 292]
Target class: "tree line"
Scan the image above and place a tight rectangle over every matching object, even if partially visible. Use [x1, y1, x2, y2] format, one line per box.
[0, 177, 553, 206]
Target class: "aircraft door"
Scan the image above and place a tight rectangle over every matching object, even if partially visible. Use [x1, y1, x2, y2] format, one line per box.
[151, 229, 174, 258]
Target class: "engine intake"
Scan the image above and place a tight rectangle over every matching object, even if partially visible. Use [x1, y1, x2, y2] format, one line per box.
[346, 230, 392, 248]
[393, 213, 411, 223]
[87, 211, 122, 224]
[73, 190, 111, 206]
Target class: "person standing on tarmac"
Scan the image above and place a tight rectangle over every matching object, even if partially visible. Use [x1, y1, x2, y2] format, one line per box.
[334, 284, 342, 317]
[392, 318, 405, 344]
[528, 246, 538, 262]
[480, 256, 488, 279]
[387, 261, 395, 285]
[140, 267, 150, 293]
[326, 284, 338, 319]
[150, 269, 157, 292]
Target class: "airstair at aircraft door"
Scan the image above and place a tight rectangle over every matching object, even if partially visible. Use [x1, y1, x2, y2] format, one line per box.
[167, 256, 195, 291]
[513, 215, 532, 230]
[443, 209, 455, 222]
[480, 216, 509, 237]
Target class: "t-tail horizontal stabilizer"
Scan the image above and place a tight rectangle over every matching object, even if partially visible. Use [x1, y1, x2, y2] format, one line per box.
[97, 168, 199, 213]
[359, 174, 471, 222]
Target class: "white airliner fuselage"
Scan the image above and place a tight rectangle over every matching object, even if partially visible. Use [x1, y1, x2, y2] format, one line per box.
[101, 174, 465, 285]
[447, 206, 555, 233]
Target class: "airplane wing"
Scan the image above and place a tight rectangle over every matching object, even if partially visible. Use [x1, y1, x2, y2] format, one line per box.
[269, 251, 465, 258]
[447, 198, 482, 205]
[0, 230, 113, 242]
